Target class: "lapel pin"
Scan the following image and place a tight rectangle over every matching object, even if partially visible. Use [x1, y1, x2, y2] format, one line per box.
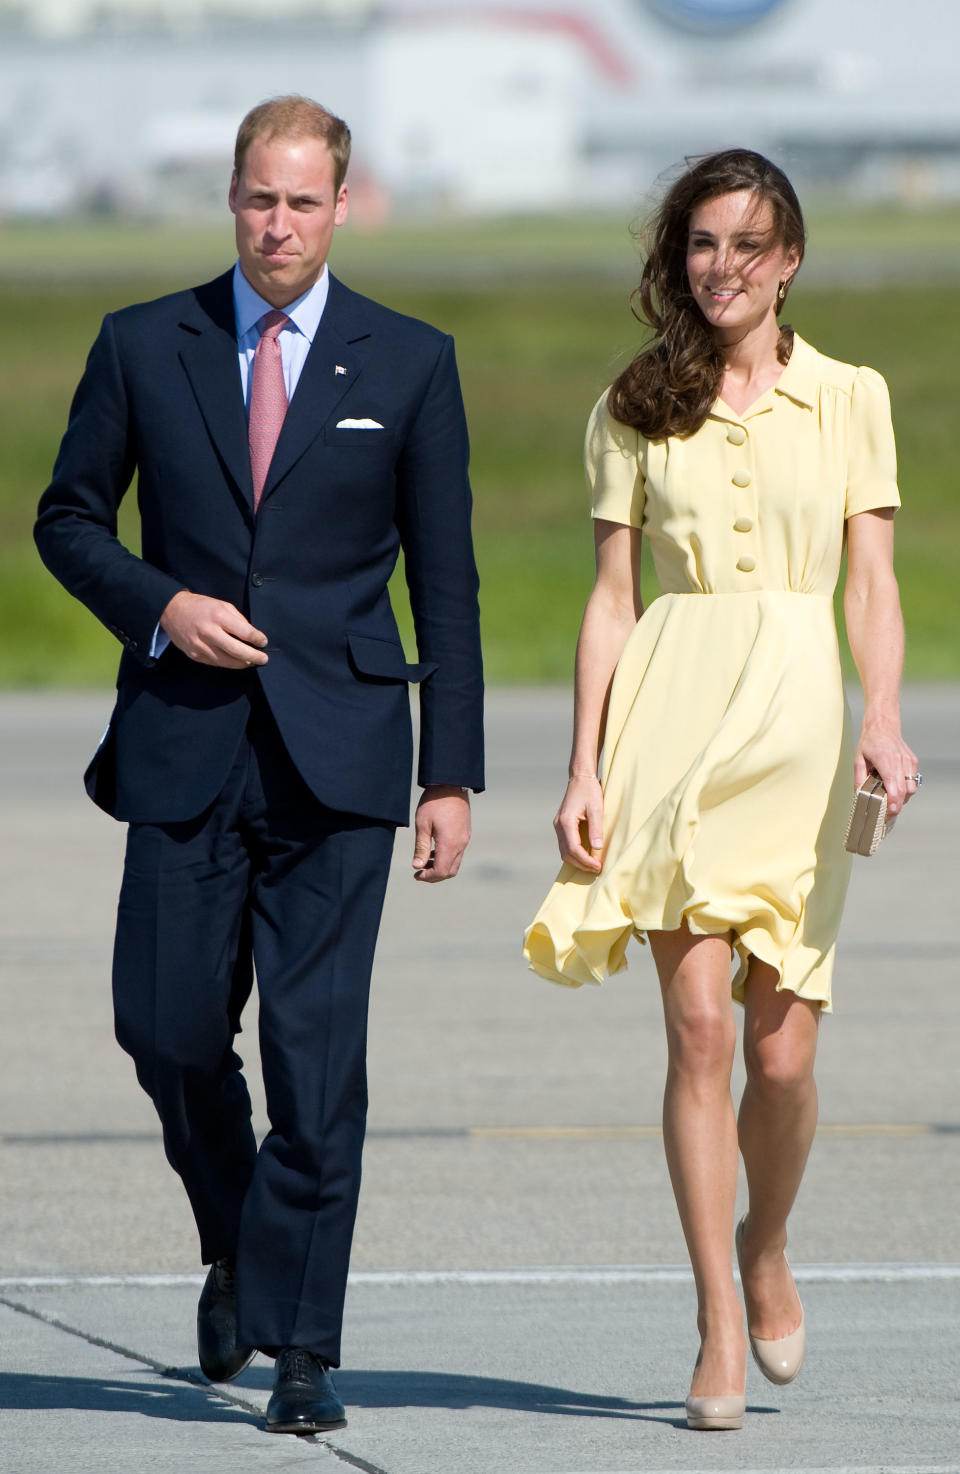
[334, 365, 348, 376]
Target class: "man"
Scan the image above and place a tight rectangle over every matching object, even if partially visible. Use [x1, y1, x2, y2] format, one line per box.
[34, 96, 483, 1435]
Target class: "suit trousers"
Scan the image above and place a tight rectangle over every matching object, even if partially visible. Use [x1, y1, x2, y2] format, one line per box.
[111, 684, 396, 1364]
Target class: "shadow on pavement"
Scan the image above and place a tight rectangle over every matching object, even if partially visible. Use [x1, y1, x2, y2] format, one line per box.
[340, 1369, 660, 1420]
[330, 1371, 778, 1427]
[0, 1370, 255, 1424]
[240, 1365, 693, 1425]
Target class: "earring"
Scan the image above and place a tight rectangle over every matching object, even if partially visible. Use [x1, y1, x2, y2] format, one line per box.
[778, 281, 787, 301]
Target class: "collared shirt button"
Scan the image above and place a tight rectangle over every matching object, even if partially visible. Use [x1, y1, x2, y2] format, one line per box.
[733, 516, 754, 533]
[731, 468, 752, 488]
[251, 572, 265, 587]
[727, 425, 747, 445]
[736, 555, 757, 573]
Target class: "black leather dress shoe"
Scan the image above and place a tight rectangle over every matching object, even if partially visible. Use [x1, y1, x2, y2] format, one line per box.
[197, 1258, 256, 1382]
[264, 1347, 347, 1434]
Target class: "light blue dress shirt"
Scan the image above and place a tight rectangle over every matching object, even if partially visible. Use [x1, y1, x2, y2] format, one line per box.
[233, 260, 330, 407]
[150, 263, 331, 658]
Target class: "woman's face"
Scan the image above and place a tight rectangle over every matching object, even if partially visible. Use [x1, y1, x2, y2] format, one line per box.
[685, 189, 799, 341]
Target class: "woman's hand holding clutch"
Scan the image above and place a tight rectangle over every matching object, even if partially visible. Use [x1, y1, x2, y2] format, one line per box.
[854, 712, 920, 819]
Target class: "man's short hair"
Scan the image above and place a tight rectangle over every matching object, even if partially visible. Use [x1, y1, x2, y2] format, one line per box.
[234, 96, 351, 191]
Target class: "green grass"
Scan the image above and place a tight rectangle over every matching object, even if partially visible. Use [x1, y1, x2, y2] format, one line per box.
[3, 205, 960, 285]
[2, 218, 957, 685]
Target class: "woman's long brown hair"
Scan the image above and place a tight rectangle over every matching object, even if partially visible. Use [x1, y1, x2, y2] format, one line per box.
[608, 149, 806, 440]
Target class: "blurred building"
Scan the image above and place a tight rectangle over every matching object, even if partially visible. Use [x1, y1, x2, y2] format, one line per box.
[0, 0, 958, 217]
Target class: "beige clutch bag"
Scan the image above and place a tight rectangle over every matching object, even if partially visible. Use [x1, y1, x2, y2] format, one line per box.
[844, 774, 894, 856]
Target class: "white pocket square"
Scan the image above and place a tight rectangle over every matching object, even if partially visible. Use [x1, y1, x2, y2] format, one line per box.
[336, 418, 384, 429]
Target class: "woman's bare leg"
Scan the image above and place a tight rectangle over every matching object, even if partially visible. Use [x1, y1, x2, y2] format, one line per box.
[737, 959, 820, 1338]
[649, 925, 747, 1398]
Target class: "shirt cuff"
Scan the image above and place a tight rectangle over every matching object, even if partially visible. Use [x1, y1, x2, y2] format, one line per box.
[149, 624, 170, 659]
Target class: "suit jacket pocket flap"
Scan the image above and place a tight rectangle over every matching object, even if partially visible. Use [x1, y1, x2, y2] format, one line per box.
[347, 632, 437, 684]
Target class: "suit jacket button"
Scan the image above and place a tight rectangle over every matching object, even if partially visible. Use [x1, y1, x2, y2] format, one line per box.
[251, 572, 264, 587]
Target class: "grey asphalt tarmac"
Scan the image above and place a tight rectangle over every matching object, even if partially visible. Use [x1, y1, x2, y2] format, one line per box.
[1, 686, 958, 1474]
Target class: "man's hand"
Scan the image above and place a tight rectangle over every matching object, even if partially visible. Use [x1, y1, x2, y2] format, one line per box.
[160, 591, 269, 669]
[412, 786, 471, 882]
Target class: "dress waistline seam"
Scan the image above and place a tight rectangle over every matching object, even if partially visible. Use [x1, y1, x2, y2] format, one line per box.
[657, 590, 832, 599]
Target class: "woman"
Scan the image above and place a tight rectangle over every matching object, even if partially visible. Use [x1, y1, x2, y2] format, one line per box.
[523, 150, 918, 1431]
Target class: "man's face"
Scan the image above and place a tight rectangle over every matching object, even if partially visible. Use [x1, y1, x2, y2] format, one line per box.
[229, 135, 348, 308]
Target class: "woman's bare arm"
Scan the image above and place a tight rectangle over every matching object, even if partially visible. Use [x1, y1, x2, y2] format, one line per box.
[554, 519, 644, 871]
[844, 507, 917, 818]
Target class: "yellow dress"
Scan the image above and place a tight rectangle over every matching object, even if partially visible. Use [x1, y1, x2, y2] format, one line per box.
[523, 336, 900, 1010]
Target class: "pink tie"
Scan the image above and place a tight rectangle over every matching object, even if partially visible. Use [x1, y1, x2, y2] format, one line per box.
[248, 309, 289, 511]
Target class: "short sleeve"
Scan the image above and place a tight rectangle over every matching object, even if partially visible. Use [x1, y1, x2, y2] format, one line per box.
[584, 391, 646, 527]
[845, 366, 900, 518]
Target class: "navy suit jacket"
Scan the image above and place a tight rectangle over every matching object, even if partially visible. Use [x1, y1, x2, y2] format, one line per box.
[35, 270, 484, 825]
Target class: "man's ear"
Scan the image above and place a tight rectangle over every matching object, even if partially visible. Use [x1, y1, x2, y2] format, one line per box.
[334, 183, 349, 228]
[228, 171, 239, 215]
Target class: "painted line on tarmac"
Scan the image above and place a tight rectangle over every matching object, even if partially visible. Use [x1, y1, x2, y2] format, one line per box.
[0, 1273, 207, 1288]
[2, 1263, 959, 1291]
[470, 1122, 960, 1139]
[541, 1468, 959, 1474]
[4, 1121, 959, 1145]
[352, 1264, 960, 1286]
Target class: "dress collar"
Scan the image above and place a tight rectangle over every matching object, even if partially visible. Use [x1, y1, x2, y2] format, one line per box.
[771, 333, 819, 409]
[709, 332, 819, 423]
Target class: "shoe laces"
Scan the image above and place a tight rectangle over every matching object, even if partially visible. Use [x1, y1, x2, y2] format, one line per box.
[212, 1257, 237, 1293]
[279, 1347, 325, 1382]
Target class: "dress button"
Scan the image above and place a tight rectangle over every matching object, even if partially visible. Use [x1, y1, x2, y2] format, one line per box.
[727, 425, 747, 445]
[733, 516, 753, 533]
[251, 572, 264, 587]
[736, 555, 757, 573]
[731, 468, 751, 488]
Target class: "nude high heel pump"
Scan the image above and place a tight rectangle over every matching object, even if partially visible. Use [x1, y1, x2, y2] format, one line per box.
[736, 1216, 806, 1385]
[685, 1392, 746, 1431]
